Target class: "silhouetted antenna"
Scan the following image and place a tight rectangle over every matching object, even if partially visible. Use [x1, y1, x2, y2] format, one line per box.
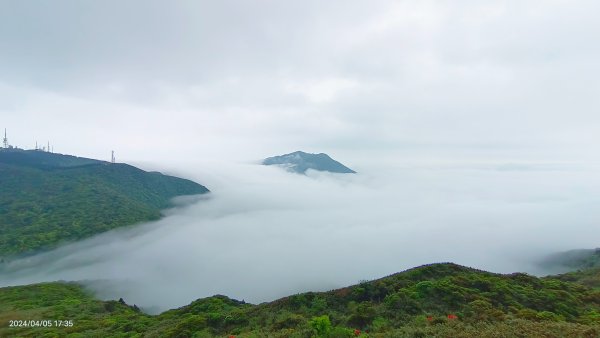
[2, 129, 8, 148]
[111, 150, 115, 163]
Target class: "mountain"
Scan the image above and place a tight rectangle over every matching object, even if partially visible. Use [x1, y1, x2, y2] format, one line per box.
[539, 248, 600, 272]
[0, 149, 209, 258]
[262, 151, 356, 174]
[0, 149, 101, 169]
[1, 262, 599, 337]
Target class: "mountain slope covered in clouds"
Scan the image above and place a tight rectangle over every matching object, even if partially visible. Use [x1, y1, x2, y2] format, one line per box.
[540, 249, 600, 273]
[0, 150, 209, 258]
[1, 263, 599, 337]
[262, 151, 356, 174]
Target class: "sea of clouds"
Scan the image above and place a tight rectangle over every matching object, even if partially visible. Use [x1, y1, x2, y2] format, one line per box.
[1, 159, 598, 313]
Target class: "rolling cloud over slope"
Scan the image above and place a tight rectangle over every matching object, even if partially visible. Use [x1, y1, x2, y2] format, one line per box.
[1, 160, 598, 312]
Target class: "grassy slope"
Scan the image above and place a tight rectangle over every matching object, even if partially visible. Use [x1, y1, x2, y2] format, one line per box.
[1, 263, 599, 337]
[0, 150, 209, 258]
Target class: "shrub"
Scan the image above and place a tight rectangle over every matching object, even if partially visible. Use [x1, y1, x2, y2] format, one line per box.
[310, 315, 332, 337]
[347, 303, 376, 328]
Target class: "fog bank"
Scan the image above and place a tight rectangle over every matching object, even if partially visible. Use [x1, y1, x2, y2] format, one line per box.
[1, 160, 599, 313]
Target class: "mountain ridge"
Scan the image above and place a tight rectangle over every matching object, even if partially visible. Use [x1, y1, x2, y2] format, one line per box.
[1, 262, 599, 337]
[0, 149, 209, 258]
[262, 151, 356, 174]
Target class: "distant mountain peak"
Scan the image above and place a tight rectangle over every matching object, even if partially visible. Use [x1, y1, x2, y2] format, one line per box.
[262, 151, 356, 174]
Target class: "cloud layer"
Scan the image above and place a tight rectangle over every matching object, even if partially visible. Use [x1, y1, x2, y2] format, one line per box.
[1, 161, 598, 312]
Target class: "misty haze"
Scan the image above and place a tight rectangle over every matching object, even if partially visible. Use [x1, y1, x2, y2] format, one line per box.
[2, 159, 598, 313]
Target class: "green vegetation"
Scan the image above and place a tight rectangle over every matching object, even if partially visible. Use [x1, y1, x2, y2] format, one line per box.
[0, 150, 209, 258]
[552, 266, 600, 290]
[1, 263, 599, 337]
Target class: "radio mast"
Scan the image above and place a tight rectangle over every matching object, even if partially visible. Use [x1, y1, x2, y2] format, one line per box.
[2, 129, 8, 148]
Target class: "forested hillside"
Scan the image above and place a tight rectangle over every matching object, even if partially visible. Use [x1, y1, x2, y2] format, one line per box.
[1, 263, 599, 337]
[0, 150, 209, 258]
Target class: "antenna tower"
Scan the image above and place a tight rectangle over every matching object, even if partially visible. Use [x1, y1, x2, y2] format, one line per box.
[2, 129, 8, 148]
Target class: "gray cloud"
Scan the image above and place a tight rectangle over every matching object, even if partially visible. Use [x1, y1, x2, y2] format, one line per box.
[1, 1, 599, 165]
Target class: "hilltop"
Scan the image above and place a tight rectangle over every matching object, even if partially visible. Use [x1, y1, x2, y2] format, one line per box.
[0, 149, 101, 169]
[1, 262, 599, 337]
[263, 151, 356, 174]
[0, 149, 209, 258]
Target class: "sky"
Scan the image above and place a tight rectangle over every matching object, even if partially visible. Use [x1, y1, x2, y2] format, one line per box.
[1, 0, 600, 312]
[1, 0, 599, 166]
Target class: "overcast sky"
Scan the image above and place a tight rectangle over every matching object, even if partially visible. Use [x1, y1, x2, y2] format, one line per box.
[1, 0, 599, 166]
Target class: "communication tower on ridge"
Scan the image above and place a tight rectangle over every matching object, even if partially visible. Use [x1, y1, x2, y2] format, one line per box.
[3, 129, 8, 148]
